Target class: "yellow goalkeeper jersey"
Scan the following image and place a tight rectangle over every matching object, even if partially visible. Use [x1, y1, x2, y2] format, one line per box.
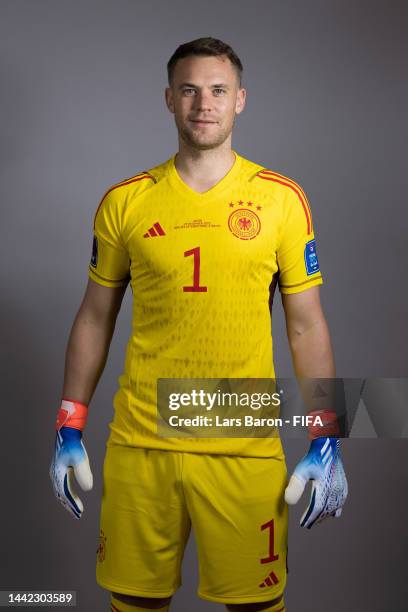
[88, 151, 323, 457]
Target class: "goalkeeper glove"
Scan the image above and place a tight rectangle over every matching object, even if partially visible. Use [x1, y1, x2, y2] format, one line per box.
[284, 410, 348, 528]
[49, 399, 93, 519]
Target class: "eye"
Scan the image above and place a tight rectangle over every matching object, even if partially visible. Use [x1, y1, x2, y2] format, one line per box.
[182, 88, 196, 96]
[213, 88, 226, 95]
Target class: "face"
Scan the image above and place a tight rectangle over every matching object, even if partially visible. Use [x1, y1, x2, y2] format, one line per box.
[165, 55, 246, 151]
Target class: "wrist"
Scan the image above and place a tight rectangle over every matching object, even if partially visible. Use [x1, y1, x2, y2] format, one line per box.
[56, 399, 88, 431]
[307, 409, 340, 440]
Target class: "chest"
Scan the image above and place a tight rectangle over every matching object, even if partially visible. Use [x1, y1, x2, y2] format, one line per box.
[123, 185, 282, 288]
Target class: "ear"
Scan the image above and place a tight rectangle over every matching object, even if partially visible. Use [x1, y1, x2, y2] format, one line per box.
[165, 87, 175, 114]
[235, 87, 246, 115]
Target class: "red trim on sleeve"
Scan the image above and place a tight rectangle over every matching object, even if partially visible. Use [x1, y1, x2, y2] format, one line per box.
[256, 170, 312, 235]
[93, 172, 154, 229]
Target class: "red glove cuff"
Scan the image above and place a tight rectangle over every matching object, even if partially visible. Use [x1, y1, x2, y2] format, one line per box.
[307, 409, 340, 440]
[56, 399, 88, 431]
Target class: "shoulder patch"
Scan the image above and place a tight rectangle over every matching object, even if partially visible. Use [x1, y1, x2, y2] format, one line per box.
[304, 239, 320, 275]
[90, 235, 98, 268]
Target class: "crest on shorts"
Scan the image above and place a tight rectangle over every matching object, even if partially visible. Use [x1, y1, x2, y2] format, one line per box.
[97, 529, 107, 562]
[227, 200, 262, 240]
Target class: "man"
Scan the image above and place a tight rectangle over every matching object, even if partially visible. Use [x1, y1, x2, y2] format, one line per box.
[50, 38, 347, 612]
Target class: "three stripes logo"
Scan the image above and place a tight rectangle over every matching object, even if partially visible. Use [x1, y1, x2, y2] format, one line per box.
[259, 570, 279, 589]
[143, 222, 166, 238]
[321, 436, 334, 467]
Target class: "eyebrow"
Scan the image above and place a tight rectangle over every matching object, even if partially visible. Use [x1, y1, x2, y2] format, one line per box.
[178, 82, 230, 90]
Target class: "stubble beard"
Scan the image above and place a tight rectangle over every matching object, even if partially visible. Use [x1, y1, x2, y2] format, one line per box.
[178, 117, 235, 151]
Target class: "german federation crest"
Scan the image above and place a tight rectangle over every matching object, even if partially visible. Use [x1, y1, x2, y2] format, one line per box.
[228, 208, 261, 240]
[97, 529, 107, 563]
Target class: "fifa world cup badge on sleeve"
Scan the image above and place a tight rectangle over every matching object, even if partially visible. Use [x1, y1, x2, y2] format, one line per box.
[90, 235, 98, 268]
[304, 239, 320, 275]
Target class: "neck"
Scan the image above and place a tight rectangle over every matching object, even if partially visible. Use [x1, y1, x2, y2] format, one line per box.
[175, 138, 236, 187]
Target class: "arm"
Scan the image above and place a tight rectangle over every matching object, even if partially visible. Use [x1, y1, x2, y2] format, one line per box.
[50, 278, 127, 519]
[52, 181, 131, 518]
[282, 286, 348, 528]
[282, 285, 339, 430]
[281, 285, 335, 378]
[62, 278, 128, 404]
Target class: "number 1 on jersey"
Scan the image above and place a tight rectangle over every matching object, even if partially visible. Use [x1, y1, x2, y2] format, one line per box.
[183, 247, 207, 292]
[260, 519, 279, 564]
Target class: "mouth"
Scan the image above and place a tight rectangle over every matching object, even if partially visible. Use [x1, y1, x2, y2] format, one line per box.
[190, 119, 217, 126]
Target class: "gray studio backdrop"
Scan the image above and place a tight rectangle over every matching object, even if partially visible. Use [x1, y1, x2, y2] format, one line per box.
[1, 1, 407, 611]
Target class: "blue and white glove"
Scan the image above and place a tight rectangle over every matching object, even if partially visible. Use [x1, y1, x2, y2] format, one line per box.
[49, 400, 93, 519]
[284, 437, 348, 529]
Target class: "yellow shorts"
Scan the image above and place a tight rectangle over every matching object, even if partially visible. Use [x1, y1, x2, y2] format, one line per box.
[96, 445, 288, 605]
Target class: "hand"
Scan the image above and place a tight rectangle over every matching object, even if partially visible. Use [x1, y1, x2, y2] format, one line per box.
[50, 425, 93, 519]
[284, 437, 348, 529]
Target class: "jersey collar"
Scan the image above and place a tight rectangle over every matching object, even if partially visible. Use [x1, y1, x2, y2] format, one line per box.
[167, 150, 242, 200]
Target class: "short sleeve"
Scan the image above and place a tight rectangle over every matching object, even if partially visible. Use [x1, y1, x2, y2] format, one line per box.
[277, 184, 323, 294]
[88, 187, 131, 288]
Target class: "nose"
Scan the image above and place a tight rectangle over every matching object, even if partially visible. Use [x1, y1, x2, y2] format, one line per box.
[194, 89, 213, 112]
